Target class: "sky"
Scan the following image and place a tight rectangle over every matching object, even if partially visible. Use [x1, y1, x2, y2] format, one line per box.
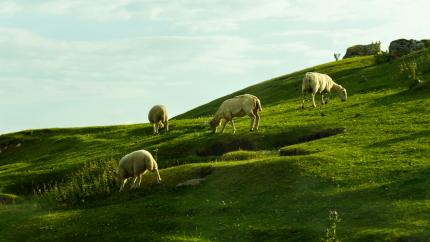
[1, 0, 429, 134]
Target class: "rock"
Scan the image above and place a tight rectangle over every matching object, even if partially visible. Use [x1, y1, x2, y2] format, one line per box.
[343, 42, 381, 59]
[176, 178, 206, 188]
[389, 39, 427, 58]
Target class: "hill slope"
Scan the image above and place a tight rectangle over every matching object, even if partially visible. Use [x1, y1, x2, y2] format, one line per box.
[1, 49, 430, 241]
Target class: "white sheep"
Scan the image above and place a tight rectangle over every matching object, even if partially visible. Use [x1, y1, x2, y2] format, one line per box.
[118, 149, 162, 192]
[210, 94, 262, 133]
[301, 72, 347, 109]
[148, 105, 169, 134]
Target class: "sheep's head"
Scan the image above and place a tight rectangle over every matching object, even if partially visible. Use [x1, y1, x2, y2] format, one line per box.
[209, 118, 220, 133]
[338, 87, 347, 101]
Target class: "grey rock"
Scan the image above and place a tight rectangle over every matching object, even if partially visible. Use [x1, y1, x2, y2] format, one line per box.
[343, 42, 381, 59]
[389, 39, 427, 58]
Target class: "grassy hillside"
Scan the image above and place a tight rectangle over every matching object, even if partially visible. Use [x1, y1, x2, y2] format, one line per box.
[1, 49, 430, 241]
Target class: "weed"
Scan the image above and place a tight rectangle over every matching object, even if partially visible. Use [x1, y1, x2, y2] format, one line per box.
[34, 159, 118, 207]
[400, 60, 419, 87]
[323, 209, 341, 242]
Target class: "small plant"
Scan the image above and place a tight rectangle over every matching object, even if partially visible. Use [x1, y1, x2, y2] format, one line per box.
[34, 159, 118, 207]
[323, 209, 341, 242]
[416, 53, 430, 74]
[374, 50, 391, 64]
[399, 60, 419, 87]
[334, 53, 341, 61]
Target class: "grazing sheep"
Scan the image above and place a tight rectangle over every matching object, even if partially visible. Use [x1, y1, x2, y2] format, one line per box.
[148, 105, 169, 134]
[301, 72, 347, 109]
[118, 149, 162, 192]
[210, 94, 262, 133]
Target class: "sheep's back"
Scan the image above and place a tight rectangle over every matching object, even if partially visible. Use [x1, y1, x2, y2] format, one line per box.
[220, 94, 258, 117]
[303, 72, 333, 92]
[148, 105, 167, 123]
[119, 150, 154, 178]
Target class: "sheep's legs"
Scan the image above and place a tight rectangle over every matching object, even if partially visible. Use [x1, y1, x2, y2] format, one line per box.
[248, 113, 256, 131]
[220, 120, 228, 133]
[230, 120, 236, 133]
[165, 121, 169, 132]
[132, 176, 139, 188]
[301, 91, 306, 109]
[254, 113, 260, 131]
[311, 93, 317, 108]
[321, 92, 330, 105]
[153, 169, 162, 183]
[153, 124, 157, 134]
[137, 170, 148, 187]
[120, 178, 129, 192]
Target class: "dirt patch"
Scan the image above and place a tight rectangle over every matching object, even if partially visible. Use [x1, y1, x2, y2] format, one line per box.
[298, 127, 346, 143]
[176, 166, 213, 188]
[176, 178, 206, 188]
[279, 148, 311, 156]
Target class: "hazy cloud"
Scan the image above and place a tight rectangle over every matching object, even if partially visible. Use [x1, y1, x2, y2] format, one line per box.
[1, 0, 429, 134]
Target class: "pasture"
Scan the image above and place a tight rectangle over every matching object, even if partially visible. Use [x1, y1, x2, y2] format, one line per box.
[1, 49, 429, 241]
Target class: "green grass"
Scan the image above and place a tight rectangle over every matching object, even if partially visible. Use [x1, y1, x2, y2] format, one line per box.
[1, 49, 430, 241]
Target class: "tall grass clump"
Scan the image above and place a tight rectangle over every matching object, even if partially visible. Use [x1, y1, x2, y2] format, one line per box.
[34, 159, 118, 207]
[399, 60, 419, 87]
[399, 50, 430, 87]
[323, 209, 341, 242]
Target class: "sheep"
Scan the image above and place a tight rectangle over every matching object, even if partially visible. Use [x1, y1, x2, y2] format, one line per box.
[118, 149, 162, 192]
[148, 105, 169, 134]
[301, 72, 347, 109]
[210, 94, 262, 133]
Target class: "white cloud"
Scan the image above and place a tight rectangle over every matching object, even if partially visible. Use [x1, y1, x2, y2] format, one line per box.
[0, 1, 20, 16]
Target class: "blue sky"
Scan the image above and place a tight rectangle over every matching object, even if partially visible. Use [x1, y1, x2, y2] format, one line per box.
[1, 0, 429, 134]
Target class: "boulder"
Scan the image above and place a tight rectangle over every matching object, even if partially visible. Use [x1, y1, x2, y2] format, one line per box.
[343, 42, 381, 59]
[389, 39, 427, 58]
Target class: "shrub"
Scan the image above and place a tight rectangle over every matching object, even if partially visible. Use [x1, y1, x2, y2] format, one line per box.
[374, 51, 391, 64]
[34, 159, 118, 207]
[399, 60, 419, 87]
[397, 48, 430, 88]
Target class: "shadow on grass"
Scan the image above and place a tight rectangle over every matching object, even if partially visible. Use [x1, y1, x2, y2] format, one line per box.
[194, 126, 346, 157]
[373, 82, 430, 107]
[368, 130, 430, 148]
[321, 166, 430, 241]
